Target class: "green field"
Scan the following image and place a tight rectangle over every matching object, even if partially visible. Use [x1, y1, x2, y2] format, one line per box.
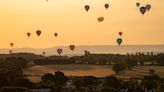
[24, 65, 164, 83]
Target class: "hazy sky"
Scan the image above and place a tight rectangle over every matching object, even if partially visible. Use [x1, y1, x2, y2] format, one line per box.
[0, 0, 164, 48]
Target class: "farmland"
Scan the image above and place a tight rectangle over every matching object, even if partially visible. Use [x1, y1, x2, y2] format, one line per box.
[24, 64, 164, 82]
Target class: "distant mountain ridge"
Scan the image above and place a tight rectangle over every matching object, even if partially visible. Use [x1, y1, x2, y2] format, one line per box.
[0, 45, 164, 56]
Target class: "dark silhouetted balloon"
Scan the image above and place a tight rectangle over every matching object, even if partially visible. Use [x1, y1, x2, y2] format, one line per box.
[70, 45, 75, 51]
[140, 7, 146, 15]
[117, 38, 123, 46]
[57, 49, 63, 55]
[9, 50, 12, 54]
[136, 2, 140, 7]
[10, 43, 14, 47]
[104, 4, 109, 9]
[85, 5, 90, 12]
[98, 17, 104, 22]
[119, 32, 123, 36]
[146, 4, 151, 11]
[36, 30, 41, 36]
[43, 51, 46, 55]
[27, 32, 31, 37]
[54, 33, 58, 37]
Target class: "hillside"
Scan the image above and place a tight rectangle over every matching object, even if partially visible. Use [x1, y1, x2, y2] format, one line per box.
[0, 45, 164, 56]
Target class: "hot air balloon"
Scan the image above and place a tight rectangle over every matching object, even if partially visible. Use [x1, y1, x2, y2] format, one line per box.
[54, 33, 58, 37]
[117, 38, 123, 46]
[98, 17, 104, 22]
[136, 2, 140, 7]
[36, 30, 41, 36]
[146, 4, 151, 11]
[43, 51, 46, 56]
[27, 32, 31, 37]
[119, 32, 123, 36]
[104, 4, 109, 9]
[9, 50, 12, 54]
[10, 43, 14, 47]
[85, 5, 90, 12]
[57, 49, 63, 55]
[140, 7, 146, 15]
[70, 45, 75, 51]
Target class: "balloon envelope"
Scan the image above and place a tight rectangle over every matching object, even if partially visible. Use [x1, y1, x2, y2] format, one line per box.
[57, 49, 63, 55]
[104, 4, 109, 9]
[70, 45, 75, 51]
[140, 7, 146, 15]
[54, 33, 58, 37]
[43, 51, 46, 55]
[98, 17, 104, 22]
[85, 5, 90, 12]
[27, 32, 31, 37]
[146, 4, 151, 11]
[119, 32, 123, 36]
[117, 38, 123, 46]
[136, 2, 140, 7]
[9, 50, 12, 54]
[36, 30, 41, 36]
[10, 43, 14, 47]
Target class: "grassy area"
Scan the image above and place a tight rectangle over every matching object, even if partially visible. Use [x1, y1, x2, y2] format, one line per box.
[24, 65, 164, 83]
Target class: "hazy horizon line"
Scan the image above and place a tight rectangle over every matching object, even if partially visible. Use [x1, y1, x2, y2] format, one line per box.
[1, 44, 164, 49]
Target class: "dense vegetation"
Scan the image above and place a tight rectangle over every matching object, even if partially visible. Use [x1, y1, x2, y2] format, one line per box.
[0, 52, 164, 92]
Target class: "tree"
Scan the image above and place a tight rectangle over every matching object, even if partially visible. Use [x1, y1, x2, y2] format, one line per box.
[41, 73, 54, 82]
[82, 76, 97, 87]
[84, 50, 90, 56]
[5, 57, 29, 69]
[124, 58, 137, 70]
[156, 54, 164, 65]
[54, 71, 67, 92]
[141, 75, 161, 90]
[0, 87, 30, 92]
[112, 63, 126, 74]
[157, 85, 164, 92]
[0, 61, 24, 87]
[15, 78, 33, 88]
[102, 76, 121, 89]
[101, 86, 117, 92]
[73, 77, 83, 89]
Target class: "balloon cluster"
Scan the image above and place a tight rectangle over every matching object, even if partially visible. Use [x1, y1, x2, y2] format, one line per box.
[26, 30, 59, 55]
[84, 3, 110, 23]
[136, 2, 151, 15]
[117, 32, 123, 46]
[26, 30, 76, 55]
[56, 45, 76, 55]
[26, 30, 58, 37]
[8, 1, 154, 55]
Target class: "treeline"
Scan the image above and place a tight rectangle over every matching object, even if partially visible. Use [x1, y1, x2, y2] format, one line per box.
[0, 53, 44, 61]
[78, 51, 158, 65]
[0, 57, 29, 69]
[34, 56, 75, 65]
[1, 55, 164, 92]
[0, 52, 164, 66]
[0, 57, 33, 90]
[34, 52, 164, 66]
[3, 70, 163, 92]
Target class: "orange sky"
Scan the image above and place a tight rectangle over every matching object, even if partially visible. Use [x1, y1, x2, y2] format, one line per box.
[0, 0, 164, 48]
